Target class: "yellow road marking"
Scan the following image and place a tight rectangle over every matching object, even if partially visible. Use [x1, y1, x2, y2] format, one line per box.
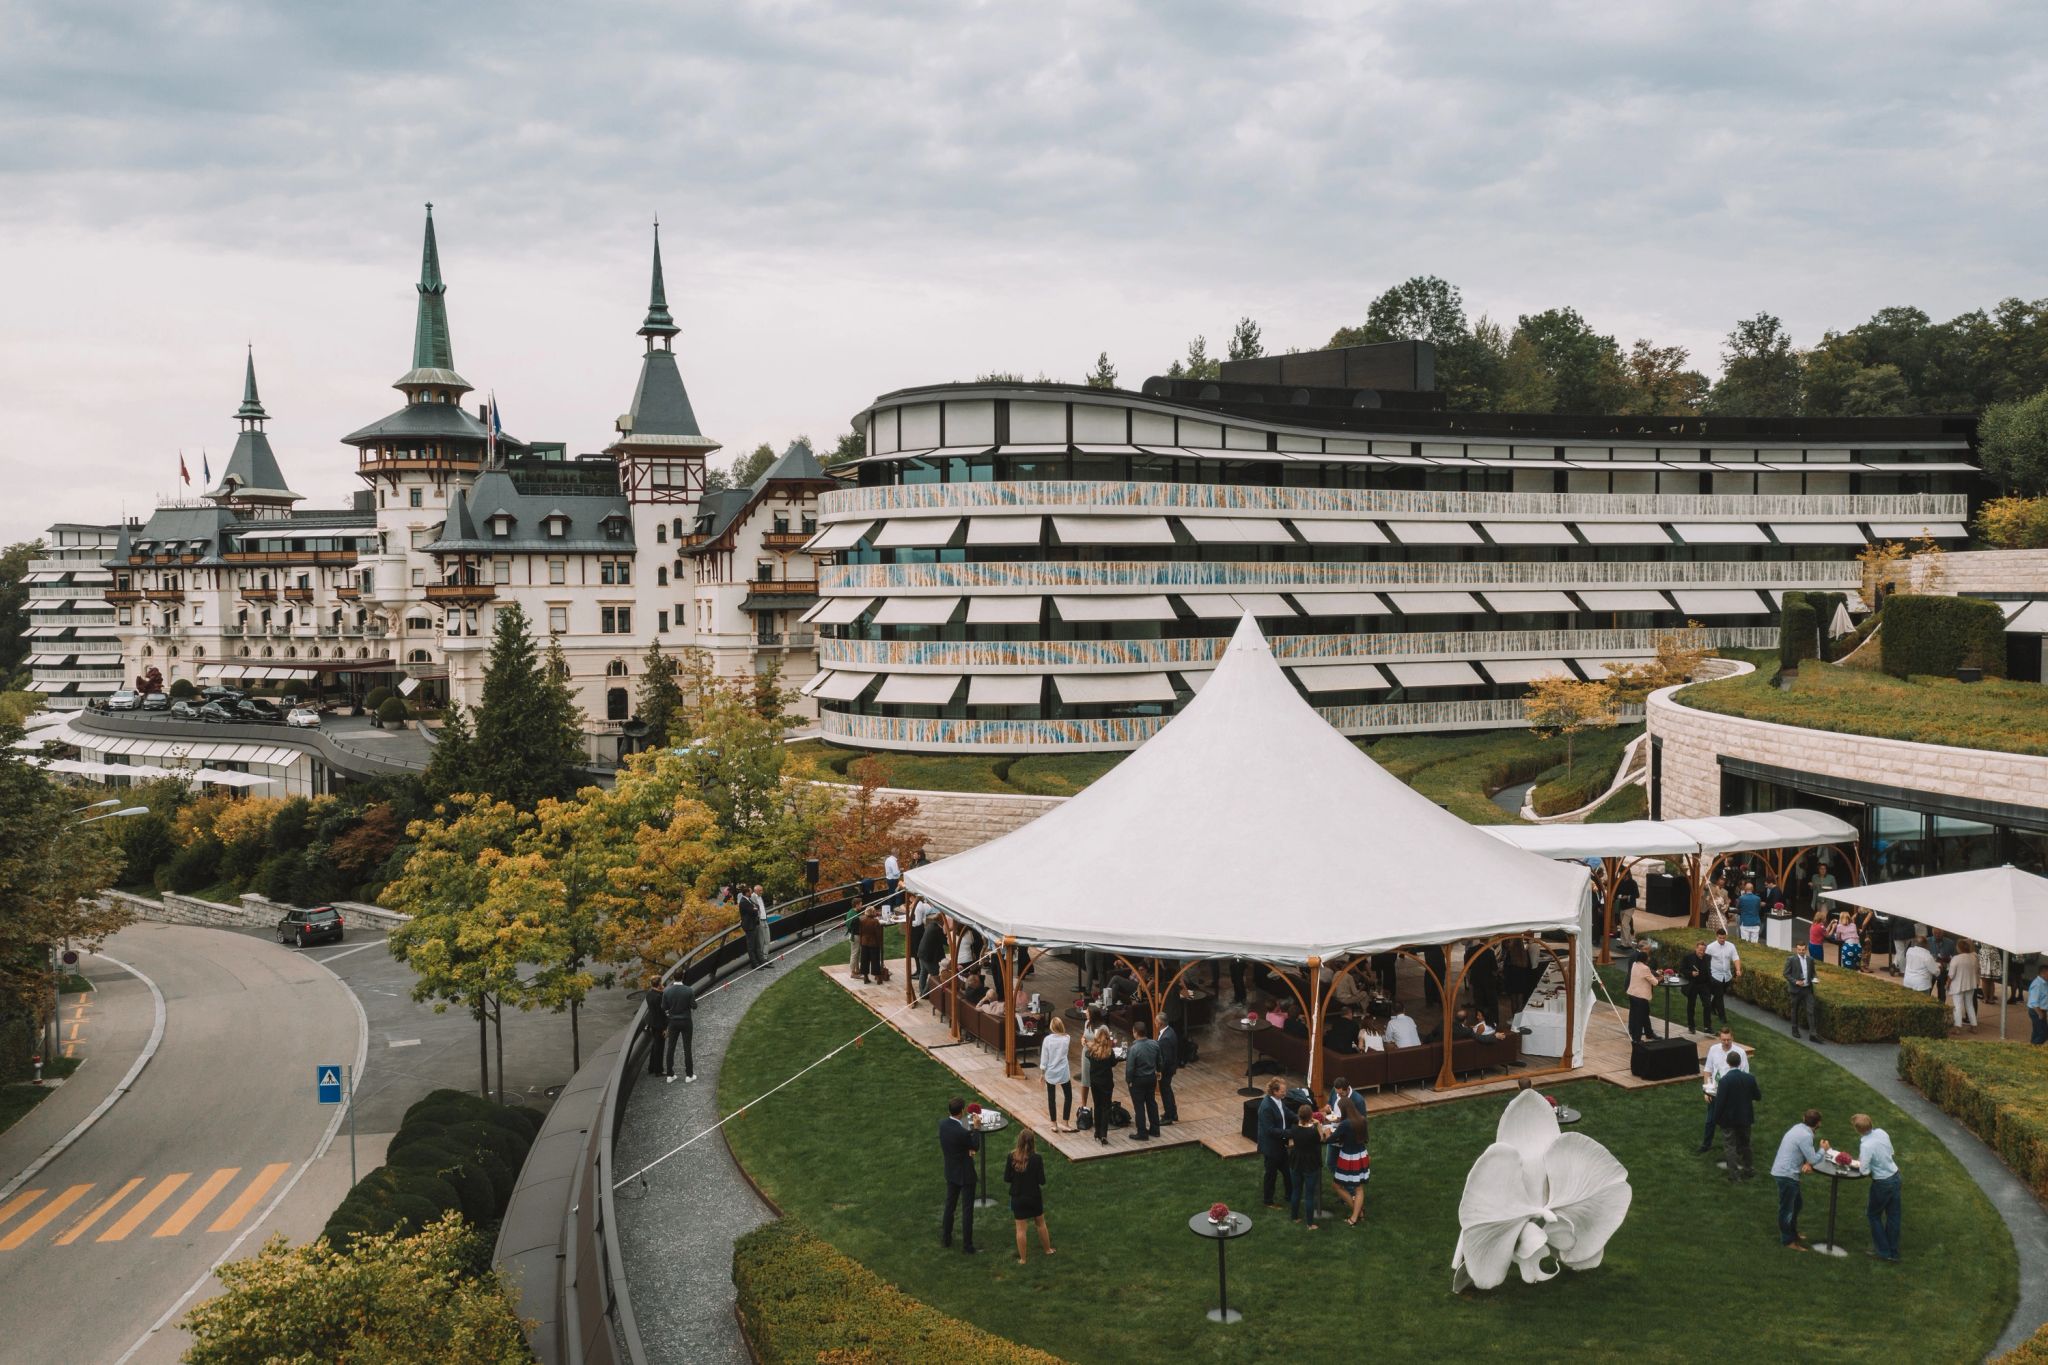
[0, 1190, 44, 1232]
[97, 1174, 187, 1242]
[207, 1163, 291, 1233]
[154, 1168, 239, 1238]
[0, 1184, 93, 1250]
[65, 1022, 81, 1041]
[56, 1178, 141, 1245]
[60, 1043, 74, 1058]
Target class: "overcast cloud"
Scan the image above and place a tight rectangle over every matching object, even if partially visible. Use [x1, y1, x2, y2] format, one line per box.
[2, 0, 2044, 542]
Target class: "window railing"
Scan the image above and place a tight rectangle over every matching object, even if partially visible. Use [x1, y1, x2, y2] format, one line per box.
[824, 559, 1863, 591]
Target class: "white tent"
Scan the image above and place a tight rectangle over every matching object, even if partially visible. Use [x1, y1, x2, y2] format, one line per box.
[905, 615, 1595, 1077]
[1483, 811, 1859, 863]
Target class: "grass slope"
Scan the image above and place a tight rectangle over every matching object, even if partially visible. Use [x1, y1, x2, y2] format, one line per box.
[722, 945, 2013, 1365]
[1678, 659, 2048, 756]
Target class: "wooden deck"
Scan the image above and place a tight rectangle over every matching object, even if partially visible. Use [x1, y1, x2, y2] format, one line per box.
[827, 953, 1695, 1164]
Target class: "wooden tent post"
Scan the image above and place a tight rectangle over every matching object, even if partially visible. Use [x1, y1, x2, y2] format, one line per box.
[1001, 936, 1019, 1079]
[1563, 928, 1580, 1069]
[903, 899, 916, 1006]
[1305, 956, 1323, 1099]
[1597, 858, 1620, 966]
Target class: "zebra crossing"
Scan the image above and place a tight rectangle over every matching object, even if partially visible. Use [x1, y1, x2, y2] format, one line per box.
[0, 1163, 292, 1251]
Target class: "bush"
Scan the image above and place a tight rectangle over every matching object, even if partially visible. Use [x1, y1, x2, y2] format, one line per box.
[169, 677, 197, 699]
[1643, 928, 1946, 1043]
[117, 811, 179, 887]
[1976, 495, 2048, 550]
[1881, 594, 2008, 679]
[363, 687, 392, 712]
[159, 836, 222, 894]
[323, 1089, 537, 1248]
[257, 854, 300, 904]
[2003, 1322, 2048, 1364]
[734, 1220, 1068, 1364]
[377, 697, 408, 726]
[1779, 591, 1820, 670]
[1898, 1039, 2048, 1200]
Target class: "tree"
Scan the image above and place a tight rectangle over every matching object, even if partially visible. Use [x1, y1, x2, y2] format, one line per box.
[1084, 352, 1118, 389]
[181, 1214, 529, 1365]
[1520, 675, 1620, 777]
[467, 604, 585, 809]
[636, 641, 686, 749]
[683, 676, 833, 899]
[701, 465, 732, 493]
[824, 429, 866, 467]
[730, 442, 777, 488]
[1978, 390, 2048, 495]
[1228, 317, 1264, 361]
[1600, 624, 1715, 704]
[1333, 275, 1470, 349]
[1621, 340, 1709, 415]
[1171, 335, 1219, 381]
[1974, 495, 2048, 549]
[0, 540, 39, 685]
[420, 702, 476, 807]
[813, 756, 927, 891]
[1505, 308, 1630, 414]
[1707, 312, 1802, 415]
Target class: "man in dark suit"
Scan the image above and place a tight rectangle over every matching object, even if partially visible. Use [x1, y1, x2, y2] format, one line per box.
[1707, 1050, 1761, 1181]
[1257, 1079, 1293, 1208]
[739, 885, 767, 968]
[939, 1096, 980, 1253]
[661, 976, 697, 1082]
[1677, 940, 1713, 1034]
[641, 986, 667, 1077]
[1783, 948, 1822, 1041]
[1155, 1015, 1181, 1126]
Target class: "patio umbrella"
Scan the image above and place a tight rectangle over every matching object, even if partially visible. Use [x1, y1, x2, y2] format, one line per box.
[1829, 601, 1855, 637]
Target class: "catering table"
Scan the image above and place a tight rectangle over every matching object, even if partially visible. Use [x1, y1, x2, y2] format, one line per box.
[1231, 1016, 1268, 1097]
[972, 1110, 1010, 1211]
[1187, 1210, 1251, 1324]
[1512, 968, 1569, 1059]
[1808, 1159, 1870, 1257]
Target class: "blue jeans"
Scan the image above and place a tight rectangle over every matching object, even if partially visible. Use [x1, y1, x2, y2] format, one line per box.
[1775, 1176, 1804, 1244]
[1867, 1175, 1902, 1259]
[1290, 1170, 1320, 1222]
[2032, 1011, 2048, 1046]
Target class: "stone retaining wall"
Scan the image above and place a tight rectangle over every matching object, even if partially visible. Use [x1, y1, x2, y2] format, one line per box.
[878, 785, 1068, 857]
[103, 888, 268, 928]
[1891, 546, 2048, 596]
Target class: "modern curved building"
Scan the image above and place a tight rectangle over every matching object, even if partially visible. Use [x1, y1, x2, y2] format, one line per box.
[801, 345, 1980, 752]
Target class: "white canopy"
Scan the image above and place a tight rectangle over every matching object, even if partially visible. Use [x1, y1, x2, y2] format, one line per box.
[1483, 810, 1859, 863]
[1822, 866, 2048, 957]
[905, 614, 1592, 963]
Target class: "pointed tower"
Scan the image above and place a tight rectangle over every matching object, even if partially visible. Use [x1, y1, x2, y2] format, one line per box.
[207, 348, 303, 518]
[608, 220, 718, 507]
[396, 202, 470, 401]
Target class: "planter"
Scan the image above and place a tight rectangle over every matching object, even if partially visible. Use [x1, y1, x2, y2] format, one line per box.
[1956, 667, 1983, 684]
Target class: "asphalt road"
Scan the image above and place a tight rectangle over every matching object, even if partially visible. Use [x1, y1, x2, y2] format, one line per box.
[0, 921, 362, 1363]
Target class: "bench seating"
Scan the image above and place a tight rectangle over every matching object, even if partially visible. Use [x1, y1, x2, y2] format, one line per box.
[1253, 1029, 1521, 1090]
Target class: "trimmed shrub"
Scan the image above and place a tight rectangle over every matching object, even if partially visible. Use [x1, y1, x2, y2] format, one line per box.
[363, 686, 392, 712]
[159, 836, 222, 894]
[376, 697, 407, 726]
[169, 677, 197, 699]
[1881, 593, 2008, 679]
[1779, 591, 1820, 670]
[734, 1220, 1068, 1364]
[323, 1089, 536, 1247]
[1898, 1039, 2048, 1200]
[117, 811, 179, 887]
[1644, 928, 1946, 1043]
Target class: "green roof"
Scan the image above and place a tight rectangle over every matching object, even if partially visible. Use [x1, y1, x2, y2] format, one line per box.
[402, 204, 469, 394]
[640, 221, 678, 339]
[235, 346, 267, 421]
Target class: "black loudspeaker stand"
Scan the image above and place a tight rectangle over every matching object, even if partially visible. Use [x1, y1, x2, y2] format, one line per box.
[1631, 1037, 1699, 1080]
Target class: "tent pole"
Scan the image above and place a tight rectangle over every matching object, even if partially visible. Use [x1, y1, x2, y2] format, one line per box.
[1305, 955, 1323, 1100]
[1001, 936, 1018, 1079]
[1598, 858, 1619, 967]
[1564, 928, 1579, 1072]
[903, 898, 915, 1007]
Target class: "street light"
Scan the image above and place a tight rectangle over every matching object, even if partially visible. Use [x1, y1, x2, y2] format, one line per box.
[70, 798, 122, 814]
[77, 807, 148, 825]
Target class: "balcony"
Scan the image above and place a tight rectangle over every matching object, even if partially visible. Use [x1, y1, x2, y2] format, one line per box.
[762, 531, 812, 552]
[240, 589, 280, 604]
[221, 550, 359, 566]
[144, 589, 185, 603]
[104, 589, 142, 603]
[424, 582, 498, 603]
[335, 586, 362, 601]
[355, 450, 482, 477]
[742, 578, 819, 596]
[319, 625, 340, 637]
[284, 587, 315, 603]
[220, 624, 244, 637]
[825, 559, 1862, 592]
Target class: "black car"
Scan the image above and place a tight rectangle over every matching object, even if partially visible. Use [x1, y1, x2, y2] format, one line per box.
[277, 906, 344, 946]
[140, 691, 171, 711]
[201, 686, 246, 704]
[196, 700, 238, 721]
[236, 697, 283, 721]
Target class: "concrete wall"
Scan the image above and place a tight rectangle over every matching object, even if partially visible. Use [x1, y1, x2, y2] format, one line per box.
[100, 888, 410, 932]
[866, 784, 1068, 858]
[1647, 679, 2048, 819]
[1891, 547, 2048, 595]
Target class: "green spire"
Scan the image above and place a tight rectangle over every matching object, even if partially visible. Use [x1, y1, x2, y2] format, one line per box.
[236, 345, 267, 423]
[639, 219, 678, 341]
[411, 202, 455, 374]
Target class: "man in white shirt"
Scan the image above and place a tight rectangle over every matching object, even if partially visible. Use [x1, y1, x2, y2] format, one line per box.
[1703, 930, 1742, 1028]
[883, 850, 903, 909]
[1696, 1030, 1746, 1153]
[1385, 1005, 1421, 1048]
[909, 894, 932, 991]
[1853, 1113, 1902, 1261]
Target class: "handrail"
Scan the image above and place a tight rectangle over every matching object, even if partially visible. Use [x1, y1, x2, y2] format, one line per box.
[824, 558, 1865, 591]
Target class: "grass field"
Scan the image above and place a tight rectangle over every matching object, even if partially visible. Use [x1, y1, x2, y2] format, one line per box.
[0, 1056, 83, 1138]
[1678, 659, 2048, 756]
[721, 942, 2015, 1365]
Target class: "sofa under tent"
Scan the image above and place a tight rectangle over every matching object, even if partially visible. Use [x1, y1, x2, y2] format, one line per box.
[902, 615, 1596, 1097]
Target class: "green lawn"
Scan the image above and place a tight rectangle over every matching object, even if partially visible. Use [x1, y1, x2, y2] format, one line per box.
[1678, 659, 2048, 756]
[722, 944, 2014, 1365]
[0, 1056, 82, 1138]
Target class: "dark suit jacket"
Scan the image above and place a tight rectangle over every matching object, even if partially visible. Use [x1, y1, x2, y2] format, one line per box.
[1155, 1024, 1179, 1075]
[1782, 953, 1817, 992]
[1281, 1016, 1310, 1040]
[1709, 1068, 1761, 1128]
[1255, 1094, 1290, 1157]
[661, 980, 695, 1022]
[939, 1115, 980, 1186]
[1678, 951, 1711, 992]
[644, 987, 667, 1030]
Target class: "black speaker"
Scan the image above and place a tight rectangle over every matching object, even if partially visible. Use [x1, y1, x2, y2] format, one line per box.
[1631, 1037, 1699, 1080]
[1647, 873, 1688, 917]
[803, 858, 820, 888]
[1241, 1095, 1263, 1142]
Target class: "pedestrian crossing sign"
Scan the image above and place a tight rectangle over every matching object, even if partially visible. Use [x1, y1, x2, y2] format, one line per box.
[317, 1066, 343, 1104]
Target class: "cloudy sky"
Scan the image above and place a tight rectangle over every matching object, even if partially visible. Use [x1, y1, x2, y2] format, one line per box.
[2, 0, 2044, 544]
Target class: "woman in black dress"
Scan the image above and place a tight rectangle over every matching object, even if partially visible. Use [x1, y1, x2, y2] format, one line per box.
[1002, 1129, 1054, 1264]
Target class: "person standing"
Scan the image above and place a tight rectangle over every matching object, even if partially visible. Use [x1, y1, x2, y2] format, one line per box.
[1155, 1013, 1180, 1126]
[1330, 1094, 1370, 1225]
[1288, 1104, 1326, 1228]
[908, 893, 931, 991]
[1901, 937, 1937, 995]
[1002, 1129, 1054, 1265]
[1708, 1050, 1760, 1181]
[642, 985, 668, 1078]
[1626, 952, 1657, 1043]
[1736, 882, 1765, 943]
[2029, 963, 2048, 1046]
[883, 849, 903, 909]
[1947, 940, 1981, 1029]
[1770, 1108, 1830, 1250]
[1851, 1113, 1902, 1261]
[1807, 912, 1829, 965]
[854, 902, 885, 984]
[661, 975, 697, 1082]
[1678, 940, 1714, 1034]
[1783, 947, 1822, 1042]
[1257, 1078, 1293, 1208]
[739, 884, 767, 969]
[1696, 1030, 1745, 1153]
[938, 1097, 980, 1254]
[1125, 1020, 1162, 1142]
[1085, 1023, 1117, 1146]
[1040, 1017, 1073, 1131]
[917, 912, 947, 997]
[1704, 929, 1742, 1027]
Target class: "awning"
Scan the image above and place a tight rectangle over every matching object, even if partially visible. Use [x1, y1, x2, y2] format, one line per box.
[804, 521, 873, 552]
[1860, 462, 1980, 474]
[1482, 590, 1579, 614]
[1670, 589, 1770, 616]
[799, 671, 831, 697]
[1576, 523, 1672, 545]
[1179, 518, 1295, 544]
[1769, 523, 1865, 545]
[1822, 867, 2048, 958]
[1290, 591, 1391, 615]
[189, 770, 277, 787]
[1577, 590, 1672, 612]
[1050, 515, 1174, 545]
[875, 674, 963, 705]
[23, 570, 62, 582]
[1289, 521, 1389, 544]
[1053, 673, 1177, 704]
[812, 597, 874, 625]
[1866, 521, 1969, 539]
[1481, 522, 1577, 545]
[1388, 660, 1484, 688]
[1484, 809, 1858, 864]
[872, 517, 960, 549]
[1180, 593, 1296, 618]
[1385, 521, 1482, 545]
[965, 515, 1043, 546]
[1290, 663, 1389, 692]
[1228, 593, 1296, 616]
[1480, 658, 1575, 684]
[2004, 602, 2048, 634]
[798, 599, 831, 624]
[812, 671, 877, 702]
[967, 675, 1043, 706]
[1672, 523, 1769, 544]
[1052, 595, 1177, 621]
[1387, 591, 1484, 615]
[872, 596, 960, 625]
[965, 596, 1042, 624]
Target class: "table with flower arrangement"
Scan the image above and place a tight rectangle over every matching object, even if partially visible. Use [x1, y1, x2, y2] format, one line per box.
[1188, 1205, 1251, 1324]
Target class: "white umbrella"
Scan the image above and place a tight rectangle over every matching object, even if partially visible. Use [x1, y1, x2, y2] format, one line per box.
[1829, 602, 1855, 637]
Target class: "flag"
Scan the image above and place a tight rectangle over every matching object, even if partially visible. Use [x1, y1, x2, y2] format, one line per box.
[202, 451, 211, 486]
[488, 391, 502, 466]
[179, 451, 190, 486]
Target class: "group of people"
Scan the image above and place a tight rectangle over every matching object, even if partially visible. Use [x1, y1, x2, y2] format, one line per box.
[1036, 1006, 1184, 1145]
[1255, 1076, 1372, 1228]
[938, 1096, 1055, 1265]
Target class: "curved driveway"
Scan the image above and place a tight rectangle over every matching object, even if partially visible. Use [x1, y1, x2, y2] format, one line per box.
[0, 921, 363, 1363]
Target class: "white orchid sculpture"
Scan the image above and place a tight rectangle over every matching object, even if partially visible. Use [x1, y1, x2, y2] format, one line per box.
[1450, 1089, 1632, 1292]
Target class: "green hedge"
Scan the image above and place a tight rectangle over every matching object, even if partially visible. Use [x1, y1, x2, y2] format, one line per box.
[1898, 1039, 2048, 1200]
[2002, 1323, 2048, 1364]
[1644, 928, 1946, 1043]
[322, 1089, 538, 1247]
[734, 1220, 1067, 1364]
[1779, 592, 1821, 670]
[1880, 593, 2007, 679]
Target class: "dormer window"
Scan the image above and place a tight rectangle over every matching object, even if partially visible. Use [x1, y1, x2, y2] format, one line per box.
[601, 513, 630, 542]
[544, 514, 568, 538]
[489, 514, 513, 538]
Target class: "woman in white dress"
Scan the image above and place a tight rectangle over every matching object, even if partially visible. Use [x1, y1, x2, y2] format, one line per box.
[1039, 1016, 1075, 1131]
[1901, 937, 1938, 995]
[1947, 940, 1982, 1028]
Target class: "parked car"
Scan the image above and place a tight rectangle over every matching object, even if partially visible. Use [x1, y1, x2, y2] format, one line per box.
[200, 686, 246, 705]
[170, 699, 198, 718]
[236, 697, 283, 721]
[106, 690, 141, 711]
[140, 691, 171, 711]
[286, 707, 320, 728]
[196, 700, 238, 721]
[276, 906, 344, 947]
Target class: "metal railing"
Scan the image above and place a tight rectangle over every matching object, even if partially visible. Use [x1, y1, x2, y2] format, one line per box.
[825, 559, 1864, 592]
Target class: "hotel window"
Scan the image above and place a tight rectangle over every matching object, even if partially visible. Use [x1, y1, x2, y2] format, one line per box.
[410, 488, 423, 508]
[411, 568, 426, 586]
[546, 516, 567, 538]
[601, 606, 631, 634]
[548, 558, 566, 585]
[548, 606, 568, 633]
[600, 560, 631, 586]
[492, 559, 511, 585]
[656, 524, 668, 543]
[657, 566, 668, 586]
[658, 610, 668, 632]
[755, 561, 774, 582]
[491, 517, 509, 538]
[671, 517, 683, 539]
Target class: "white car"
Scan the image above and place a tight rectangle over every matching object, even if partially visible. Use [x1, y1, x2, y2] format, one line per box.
[286, 708, 321, 728]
